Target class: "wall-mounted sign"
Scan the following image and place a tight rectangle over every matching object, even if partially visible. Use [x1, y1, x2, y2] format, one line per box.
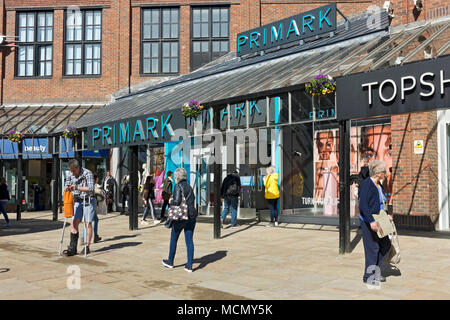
[414, 140, 424, 154]
[86, 110, 185, 150]
[337, 55, 450, 120]
[237, 3, 337, 57]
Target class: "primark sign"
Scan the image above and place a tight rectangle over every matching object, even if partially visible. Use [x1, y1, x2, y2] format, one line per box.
[237, 3, 337, 57]
[337, 55, 450, 120]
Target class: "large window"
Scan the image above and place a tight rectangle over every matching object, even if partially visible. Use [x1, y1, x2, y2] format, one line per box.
[191, 6, 229, 71]
[64, 9, 102, 76]
[16, 11, 53, 77]
[141, 8, 179, 75]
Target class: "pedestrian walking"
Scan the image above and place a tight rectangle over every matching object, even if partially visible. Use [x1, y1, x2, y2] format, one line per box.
[120, 174, 130, 215]
[93, 174, 103, 243]
[141, 175, 160, 226]
[160, 171, 173, 221]
[220, 170, 241, 228]
[162, 168, 197, 272]
[104, 170, 116, 213]
[62, 159, 96, 256]
[0, 177, 11, 227]
[263, 166, 280, 227]
[359, 160, 392, 285]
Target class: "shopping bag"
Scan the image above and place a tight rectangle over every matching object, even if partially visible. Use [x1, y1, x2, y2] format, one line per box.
[63, 191, 74, 218]
[387, 220, 401, 264]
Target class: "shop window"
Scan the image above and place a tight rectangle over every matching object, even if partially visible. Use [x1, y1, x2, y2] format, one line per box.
[64, 9, 102, 76]
[16, 11, 53, 77]
[191, 6, 229, 71]
[291, 90, 313, 122]
[141, 7, 179, 75]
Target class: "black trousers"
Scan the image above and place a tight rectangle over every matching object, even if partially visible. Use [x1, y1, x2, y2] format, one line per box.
[361, 220, 391, 281]
[160, 199, 169, 219]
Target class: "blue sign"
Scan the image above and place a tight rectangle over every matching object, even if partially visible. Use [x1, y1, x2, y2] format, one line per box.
[237, 3, 336, 57]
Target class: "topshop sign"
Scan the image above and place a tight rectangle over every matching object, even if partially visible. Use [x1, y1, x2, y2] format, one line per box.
[337, 55, 450, 120]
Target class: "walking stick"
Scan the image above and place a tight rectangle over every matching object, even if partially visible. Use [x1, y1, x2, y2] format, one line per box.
[58, 217, 67, 256]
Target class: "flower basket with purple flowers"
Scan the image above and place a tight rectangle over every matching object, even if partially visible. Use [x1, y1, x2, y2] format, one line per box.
[182, 100, 204, 119]
[62, 126, 77, 139]
[6, 130, 25, 143]
[305, 74, 336, 97]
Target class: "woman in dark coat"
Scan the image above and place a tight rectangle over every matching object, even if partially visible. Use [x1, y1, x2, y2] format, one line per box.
[162, 167, 197, 272]
[359, 160, 393, 285]
[141, 175, 158, 225]
[0, 177, 11, 227]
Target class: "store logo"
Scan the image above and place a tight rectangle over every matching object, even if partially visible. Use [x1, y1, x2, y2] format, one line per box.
[24, 145, 46, 153]
[237, 3, 336, 57]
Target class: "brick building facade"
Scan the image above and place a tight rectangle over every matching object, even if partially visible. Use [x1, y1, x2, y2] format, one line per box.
[0, 0, 449, 229]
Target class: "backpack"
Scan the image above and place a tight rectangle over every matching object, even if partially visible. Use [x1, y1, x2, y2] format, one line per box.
[162, 178, 172, 194]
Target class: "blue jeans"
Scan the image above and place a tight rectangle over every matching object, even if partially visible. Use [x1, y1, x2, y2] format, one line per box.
[0, 201, 9, 223]
[267, 198, 279, 222]
[168, 218, 196, 268]
[221, 196, 238, 226]
[93, 211, 99, 236]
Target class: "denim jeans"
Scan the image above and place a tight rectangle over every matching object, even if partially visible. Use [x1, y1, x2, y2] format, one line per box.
[168, 218, 196, 268]
[160, 199, 169, 219]
[0, 201, 9, 224]
[142, 200, 156, 220]
[93, 211, 99, 236]
[361, 220, 391, 281]
[267, 198, 279, 222]
[221, 196, 239, 226]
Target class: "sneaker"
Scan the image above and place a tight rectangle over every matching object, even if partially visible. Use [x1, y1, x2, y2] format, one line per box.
[94, 235, 102, 243]
[184, 266, 193, 273]
[4, 223, 11, 227]
[274, 221, 279, 227]
[153, 220, 161, 226]
[80, 246, 90, 255]
[162, 259, 174, 269]
[141, 220, 149, 225]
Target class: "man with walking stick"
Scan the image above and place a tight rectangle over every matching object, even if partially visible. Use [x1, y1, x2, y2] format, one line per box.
[62, 159, 96, 257]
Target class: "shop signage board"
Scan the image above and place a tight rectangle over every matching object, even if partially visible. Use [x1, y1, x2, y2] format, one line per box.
[237, 3, 337, 57]
[337, 55, 450, 120]
[86, 110, 185, 150]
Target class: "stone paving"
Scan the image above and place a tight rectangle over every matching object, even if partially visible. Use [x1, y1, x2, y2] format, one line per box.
[0, 211, 450, 300]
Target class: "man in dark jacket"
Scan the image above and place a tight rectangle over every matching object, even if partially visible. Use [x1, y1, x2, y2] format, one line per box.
[220, 170, 241, 228]
[163, 168, 197, 272]
[104, 170, 115, 213]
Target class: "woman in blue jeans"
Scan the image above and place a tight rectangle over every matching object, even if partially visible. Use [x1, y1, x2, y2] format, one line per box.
[162, 167, 197, 272]
[0, 178, 11, 227]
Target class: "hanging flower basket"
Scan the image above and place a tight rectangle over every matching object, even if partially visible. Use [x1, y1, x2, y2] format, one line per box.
[182, 100, 204, 120]
[6, 130, 25, 143]
[305, 74, 336, 97]
[62, 126, 77, 139]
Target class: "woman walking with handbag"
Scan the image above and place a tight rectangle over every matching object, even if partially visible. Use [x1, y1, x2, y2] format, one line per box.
[359, 160, 392, 285]
[264, 167, 280, 227]
[141, 176, 159, 225]
[162, 168, 197, 272]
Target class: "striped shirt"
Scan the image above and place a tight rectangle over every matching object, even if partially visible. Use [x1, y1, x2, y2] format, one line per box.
[64, 167, 95, 201]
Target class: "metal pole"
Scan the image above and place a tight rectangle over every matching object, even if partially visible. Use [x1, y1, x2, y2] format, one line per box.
[16, 141, 23, 221]
[128, 146, 139, 230]
[338, 120, 351, 254]
[52, 153, 59, 221]
[213, 108, 222, 239]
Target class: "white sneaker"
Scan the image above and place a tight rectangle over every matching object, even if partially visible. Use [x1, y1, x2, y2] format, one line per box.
[153, 220, 161, 226]
[274, 221, 279, 227]
[141, 220, 149, 225]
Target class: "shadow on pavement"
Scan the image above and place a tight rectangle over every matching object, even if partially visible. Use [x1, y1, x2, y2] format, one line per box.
[0, 268, 9, 273]
[100, 234, 140, 243]
[220, 221, 260, 239]
[192, 250, 228, 271]
[349, 228, 363, 253]
[93, 241, 143, 253]
[381, 262, 402, 278]
[0, 219, 64, 237]
[397, 229, 450, 239]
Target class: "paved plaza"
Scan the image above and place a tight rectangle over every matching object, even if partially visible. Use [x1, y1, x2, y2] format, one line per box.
[0, 211, 450, 300]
